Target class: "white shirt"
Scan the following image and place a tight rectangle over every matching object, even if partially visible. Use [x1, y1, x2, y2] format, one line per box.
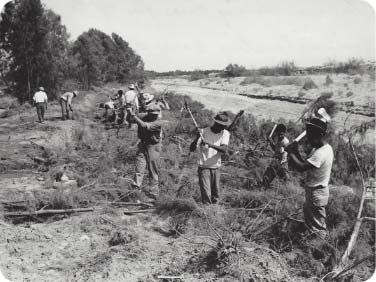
[306, 144, 334, 187]
[124, 90, 139, 108]
[197, 127, 230, 169]
[105, 100, 114, 109]
[274, 136, 289, 164]
[33, 91, 47, 103]
[60, 92, 74, 105]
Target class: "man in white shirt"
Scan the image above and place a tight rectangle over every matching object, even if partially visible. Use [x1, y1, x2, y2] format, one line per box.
[190, 112, 231, 204]
[33, 86, 48, 123]
[60, 91, 78, 120]
[124, 84, 139, 127]
[263, 123, 290, 188]
[286, 118, 334, 238]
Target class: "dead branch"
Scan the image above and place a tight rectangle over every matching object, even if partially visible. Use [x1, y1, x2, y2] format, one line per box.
[4, 207, 94, 217]
[123, 209, 155, 215]
[334, 113, 371, 273]
[78, 181, 97, 190]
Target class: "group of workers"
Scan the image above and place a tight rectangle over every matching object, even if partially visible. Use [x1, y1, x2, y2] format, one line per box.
[32, 84, 333, 239]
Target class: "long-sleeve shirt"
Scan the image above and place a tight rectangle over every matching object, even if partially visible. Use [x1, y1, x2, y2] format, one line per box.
[33, 91, 48, 103]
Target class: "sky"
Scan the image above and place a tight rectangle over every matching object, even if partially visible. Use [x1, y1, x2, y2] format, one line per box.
[20, 0, 376, 71]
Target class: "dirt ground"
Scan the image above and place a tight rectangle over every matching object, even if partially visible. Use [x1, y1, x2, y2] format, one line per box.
[0, 89, 306, 282]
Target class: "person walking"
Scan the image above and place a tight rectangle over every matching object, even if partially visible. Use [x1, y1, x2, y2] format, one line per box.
[286, 117, 333, 239]
[262, 124, 290, 188]
[32, 87, 48, 123]
[190, 112, 231, 204]
[60, 91, 78, 120]
[128, 103, 164, 201]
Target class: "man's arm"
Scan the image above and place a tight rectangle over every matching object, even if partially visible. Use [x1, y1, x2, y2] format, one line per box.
[286, 142, 313, 172]
[204, 141, 228, 154]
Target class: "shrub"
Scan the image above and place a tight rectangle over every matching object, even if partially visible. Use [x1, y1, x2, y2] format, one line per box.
[298, 91, 306, 97]
[189, 70, 208, 81]
[346, 91, 354, 97]
[325, 75, 333, 86]
[353, 76, 362, 84]
[302, 78, 318, 90]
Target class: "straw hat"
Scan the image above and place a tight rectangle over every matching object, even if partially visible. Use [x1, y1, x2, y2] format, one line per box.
[213, 112, 231, 126]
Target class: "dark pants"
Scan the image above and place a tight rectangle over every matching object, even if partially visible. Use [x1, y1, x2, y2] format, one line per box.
[36, 102, 46, 122]
[104, 105, 114, 122]
[60, 98, 72, 120]
[125, 103, 138, 128]
[262, 159, 289, 188]
[135, 142, 161, 198]
[303, 186, 329, 238]
[198, 167, 220, 204]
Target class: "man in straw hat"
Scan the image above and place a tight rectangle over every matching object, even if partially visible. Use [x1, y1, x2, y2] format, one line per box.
[286, 117, 333, 238]
[140, 92, 170, 118]
[128, 103, 164, 201]
[190, 112, 231, 204]
[60, 90, 79, 120]
[32, 86, 48, 123]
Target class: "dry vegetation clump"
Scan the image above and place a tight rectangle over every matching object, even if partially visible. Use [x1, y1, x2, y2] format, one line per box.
[346, 91, 354, 97]
[240, 75, 305, 88]
[108, 228, 136, 246]
[353, 76, 362, 84]
[325, 75, 334, 86]
[302, 77, 318, 90]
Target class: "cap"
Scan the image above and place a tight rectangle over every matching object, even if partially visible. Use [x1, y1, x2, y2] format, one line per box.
[39, 87, 44, 91]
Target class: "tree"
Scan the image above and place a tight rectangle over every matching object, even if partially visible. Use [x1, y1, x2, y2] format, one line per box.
[0, 0, 69, 102]
[72, 29, 145, 89]
[223, 64, 247, 77]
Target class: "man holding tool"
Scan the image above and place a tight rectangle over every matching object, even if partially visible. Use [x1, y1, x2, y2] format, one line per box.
[190, 111, 231, 204]
[127, 103, 164, 201]
[286, 108, 333, 239]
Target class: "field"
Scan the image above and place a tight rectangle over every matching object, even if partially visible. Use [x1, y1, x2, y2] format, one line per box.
[0, 81, 375, 282]
[151, 74, 375, 143]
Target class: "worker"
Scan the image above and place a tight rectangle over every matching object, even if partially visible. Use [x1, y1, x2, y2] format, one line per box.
[124, 84, 139, 127]
[140, 92, 170, 118]
[60, 90, 78, 120]
[103, 96, 115, 122]
[127, 103, 164, 201]
[32, 87, 48, 123]
[286, 117, 333, 239]
[262, 123, 290, 188]
[190, 112, 231, 204]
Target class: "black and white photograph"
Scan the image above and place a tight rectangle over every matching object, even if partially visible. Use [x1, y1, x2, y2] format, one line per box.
[0, 0, 375, 281]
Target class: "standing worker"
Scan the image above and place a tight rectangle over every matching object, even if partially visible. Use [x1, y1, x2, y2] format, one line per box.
[124, 84, 139, 127]
[190, 112, 231, 204]
[262, 123, 290, 188]
[32, 87, 48, 123]
[286, 117, 333, 239]
[128, 104, 164, 201]
[60, 90, 78, 120]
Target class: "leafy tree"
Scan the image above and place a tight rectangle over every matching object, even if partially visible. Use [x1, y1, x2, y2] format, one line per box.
[0, 0, 69, 102]
[72, 29, 145, 89]
[223, 63, 247, 77]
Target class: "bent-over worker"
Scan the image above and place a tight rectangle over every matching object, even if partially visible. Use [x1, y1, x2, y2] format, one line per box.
[60, 91, 78, 120]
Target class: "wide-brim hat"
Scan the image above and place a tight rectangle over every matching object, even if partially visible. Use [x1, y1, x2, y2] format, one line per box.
[129, 84, 135, 90]
[73, 90, 79, 96]
[142, 93, 154, 103]
[213, 111, 231, 126]
[306, 117, 327, 133]
[39, 87, 44, 91]
[146, 103, 161, 114]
